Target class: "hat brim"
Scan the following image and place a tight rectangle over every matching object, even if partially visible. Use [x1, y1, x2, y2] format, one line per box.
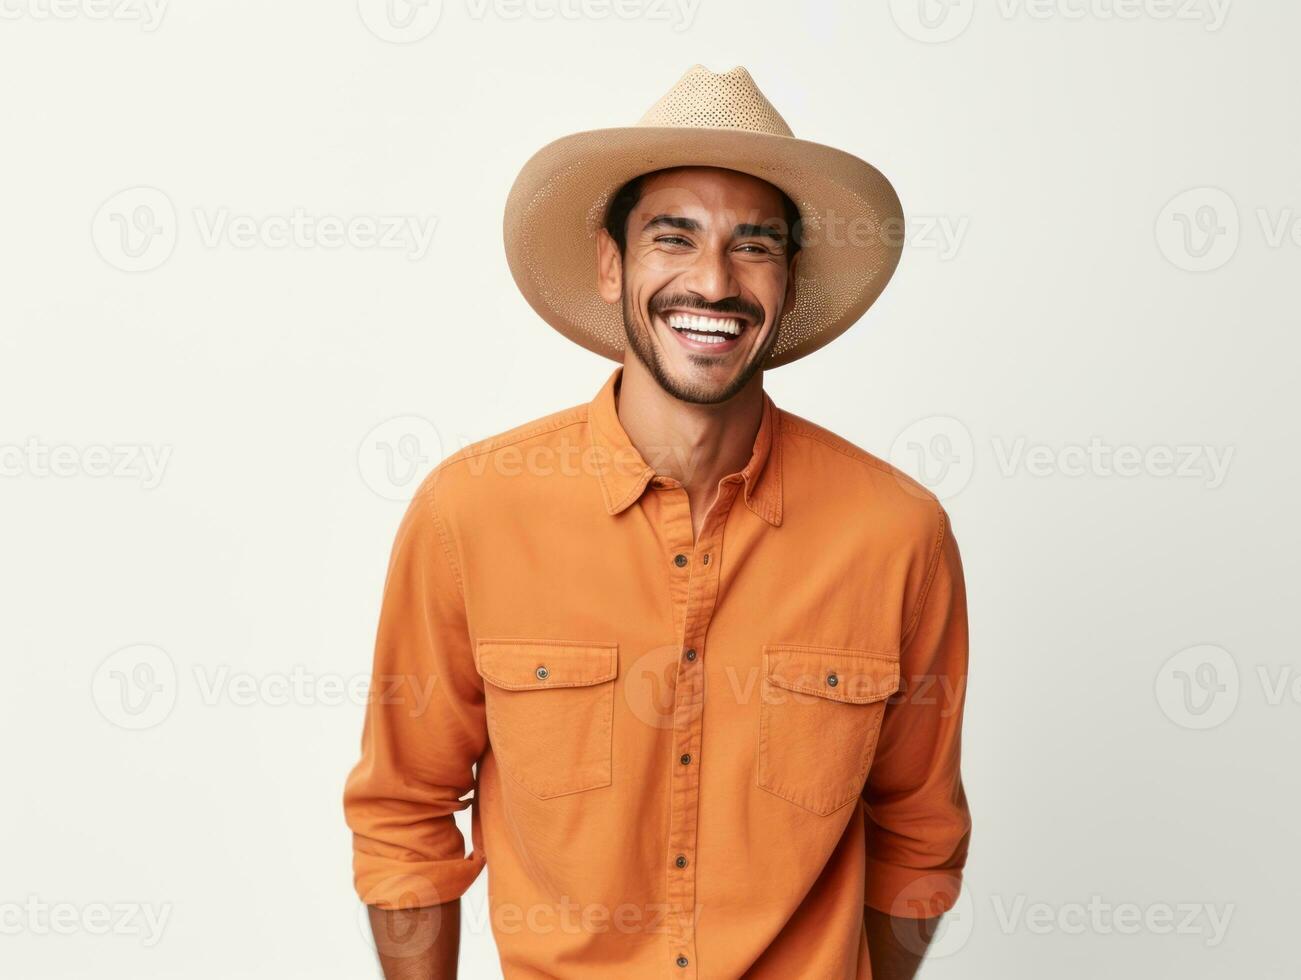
[503, 126, 904, 368]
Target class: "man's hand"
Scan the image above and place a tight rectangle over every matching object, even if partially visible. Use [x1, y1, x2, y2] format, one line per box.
[367, 900, 460, 980]
[863, 906, 942, 980]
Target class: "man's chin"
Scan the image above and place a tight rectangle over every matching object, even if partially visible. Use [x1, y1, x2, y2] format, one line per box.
[646, 350, 761, 405]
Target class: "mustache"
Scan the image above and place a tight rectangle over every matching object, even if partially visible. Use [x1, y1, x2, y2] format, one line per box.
[648, 293, 764, 324]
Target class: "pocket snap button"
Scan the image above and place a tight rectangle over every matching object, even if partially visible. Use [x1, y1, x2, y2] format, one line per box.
[536, 665, 549, 680]
[826, 672, 839, 687]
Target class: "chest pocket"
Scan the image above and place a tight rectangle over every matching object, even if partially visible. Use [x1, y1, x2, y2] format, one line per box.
[475, 639, 618, 799]
[757, 644, 900, 816]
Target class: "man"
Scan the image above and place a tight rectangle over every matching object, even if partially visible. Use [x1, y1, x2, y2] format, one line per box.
[344, 65, 971, 979]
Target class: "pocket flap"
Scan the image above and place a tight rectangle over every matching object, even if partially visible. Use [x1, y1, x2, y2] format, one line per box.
[764, 645, 899, 704]
[476, 639, 618, 691]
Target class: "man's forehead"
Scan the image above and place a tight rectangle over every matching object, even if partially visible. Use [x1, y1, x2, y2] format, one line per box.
[635, 166, 787, 220]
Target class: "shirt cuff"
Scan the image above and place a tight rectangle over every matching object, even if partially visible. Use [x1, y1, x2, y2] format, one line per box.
[863, 858, 962, 919]
[353, 850, 486, 909]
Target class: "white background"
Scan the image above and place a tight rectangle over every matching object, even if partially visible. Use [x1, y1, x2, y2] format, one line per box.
[2, 1, 1298, 977]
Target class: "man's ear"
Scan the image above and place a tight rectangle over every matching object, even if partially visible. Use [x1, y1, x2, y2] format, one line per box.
[595, 228, 623, 304]
[782, 250, 801, 316]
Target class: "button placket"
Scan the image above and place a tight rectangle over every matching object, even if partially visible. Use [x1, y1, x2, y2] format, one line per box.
[662, 481, 738, 976]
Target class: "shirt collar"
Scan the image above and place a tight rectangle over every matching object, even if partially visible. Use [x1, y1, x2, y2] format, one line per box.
[587, 366, 784, 527]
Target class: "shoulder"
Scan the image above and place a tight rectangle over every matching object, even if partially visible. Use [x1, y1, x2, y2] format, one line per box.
[411, 400, 592, 513]
[777, 408, 948, 550]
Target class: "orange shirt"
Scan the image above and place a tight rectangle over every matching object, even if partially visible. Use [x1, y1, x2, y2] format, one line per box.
[344, 366, 971, 979]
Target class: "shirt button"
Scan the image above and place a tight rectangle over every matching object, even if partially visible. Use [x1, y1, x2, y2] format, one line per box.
[826, 672, 838, 687]
[684, 648, 697, 662]
[536, 666, 549, 680]
[676, 955, 689, 968]
[675, 854, 688, 868]
[702, 553, 710, 565]
[680, 753, 692, 765]
[674, 554, 688, 567]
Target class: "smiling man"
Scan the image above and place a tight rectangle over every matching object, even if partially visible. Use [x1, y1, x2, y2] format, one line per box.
[345, 66, 972, 979]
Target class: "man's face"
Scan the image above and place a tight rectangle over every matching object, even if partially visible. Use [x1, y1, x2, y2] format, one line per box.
[597, 167, 799, 405]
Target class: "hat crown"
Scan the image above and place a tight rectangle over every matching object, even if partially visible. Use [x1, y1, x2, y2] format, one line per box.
[636, 65, 794, 137]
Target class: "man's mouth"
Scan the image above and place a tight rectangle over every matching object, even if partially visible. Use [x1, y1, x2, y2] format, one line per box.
[660, 310, 748, 350]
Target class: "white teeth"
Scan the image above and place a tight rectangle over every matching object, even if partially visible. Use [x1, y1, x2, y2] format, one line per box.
[665, 313, 742, 337]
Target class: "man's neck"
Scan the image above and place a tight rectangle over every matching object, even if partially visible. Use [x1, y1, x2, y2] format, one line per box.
[615, 355, 765, 540]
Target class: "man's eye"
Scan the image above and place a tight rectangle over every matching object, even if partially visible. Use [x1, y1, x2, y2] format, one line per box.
[736, 243, 774, 255]
[655, 235, 691, 247]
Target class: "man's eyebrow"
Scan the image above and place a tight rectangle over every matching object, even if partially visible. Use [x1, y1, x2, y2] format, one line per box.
[643, 214, 701, 233]
[734, 222, 787, 242]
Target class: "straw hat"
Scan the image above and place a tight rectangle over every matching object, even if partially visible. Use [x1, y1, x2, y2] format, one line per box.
[502, 65, 904, 368]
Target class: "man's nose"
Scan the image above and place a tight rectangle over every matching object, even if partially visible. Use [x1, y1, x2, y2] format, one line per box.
[680, 244, 739, 303]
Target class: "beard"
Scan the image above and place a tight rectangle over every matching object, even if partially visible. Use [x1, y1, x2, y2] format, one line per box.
[621, 290, 779, 406]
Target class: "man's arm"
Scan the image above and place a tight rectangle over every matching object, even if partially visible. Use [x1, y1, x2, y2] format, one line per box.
[343, 467, 486, 979]
[863, 907, 941, 980]
[369, 901, 461, 980]
[861, 504, 972, 979]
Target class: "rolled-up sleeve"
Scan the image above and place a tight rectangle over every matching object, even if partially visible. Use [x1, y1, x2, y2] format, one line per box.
[343, 466, 486, 910]
[862, 505, 972, 918]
